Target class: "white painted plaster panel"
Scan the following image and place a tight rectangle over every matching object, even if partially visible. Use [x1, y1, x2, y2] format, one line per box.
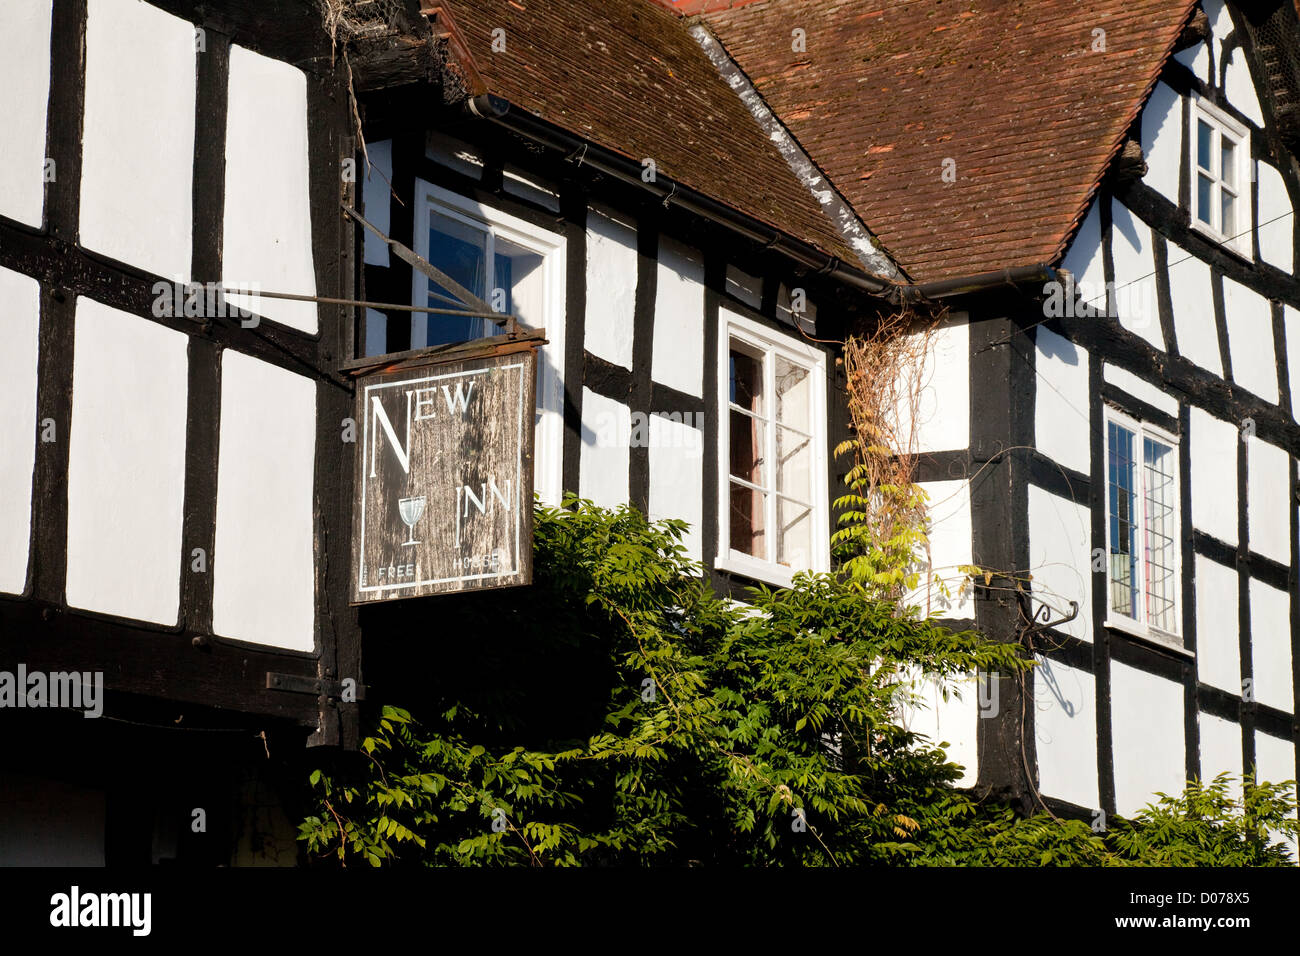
[1111, 662, 1186, 817]
[647, 415, 703, 564]
[1257, 162, 1293, 274]
[1062, 203, 1105, 298]
[1258, 733, 1300, 858]
[1248, 438, 1290, 564]
[1110, 201, 1163, 349]
[0, 0, 52, 226]
[1195, 555, 1240, 695]
[79, 0, 194, 279]
[1102, 363, 1180, 417]
[361, 139, 393, 267]
[1288, 306, 1300, 421]
[725, 265, 762, 308]
[901, 312, 969, 454]
[1205, 0, 1230, 69]
[776, 283, 817, 333]
[1028, 485, 1093, 641]
[584, 206, 637, 369]
[426, 131, 483, 180]
[652, 237, 705, 398]
[65, 298, 188, 625]
[1222, 276, 1278, 403]
[1168, 254, 1222, 375]
[579, 388, 630, 509]
[503, 166, 560, 212]
[364, 308, 387, 357]
[1198, 713, 1242, 800]
[1255, 731, 1296, 788]
[1139, 81, 1182, 205]
[212, 351, 316, 651]
[1223, 44, 1264, 127]
[1255, 731, 1298, 861]
[1258, 738, 1300, 863]
[223, 45, 317, 334]
[1249, 579, 1292, 714]
[933, 674, 979, 788]
[902, 672, 978, 789]
[907, 479, 972, 619]
[1035, 328, 1090, 474]
[0, 268, 41, 594]
[1190, 408, 1239, 545]
[1255, 731, 1295, 783]
[1034, 656, 1098, 811]
[1172, 40, 1210, 86]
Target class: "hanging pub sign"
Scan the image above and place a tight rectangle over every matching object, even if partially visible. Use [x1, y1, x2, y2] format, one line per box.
[350, 338, 539, 603]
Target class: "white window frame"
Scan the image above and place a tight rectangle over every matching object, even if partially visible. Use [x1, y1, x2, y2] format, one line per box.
[1103, 404, 1182, 649]
[716, 307, 830, 587]
[1189, 95, 1252, 257]
[410, 180, 567, 506]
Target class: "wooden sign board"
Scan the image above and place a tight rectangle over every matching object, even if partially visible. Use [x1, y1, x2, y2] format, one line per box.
[351, 346, 536, 603]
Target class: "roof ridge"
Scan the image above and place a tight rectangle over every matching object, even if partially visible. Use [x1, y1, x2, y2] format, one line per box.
[686, 17, 905, 281]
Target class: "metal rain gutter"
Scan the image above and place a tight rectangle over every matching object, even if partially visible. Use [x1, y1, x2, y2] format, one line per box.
[913, 264, 1058, 299]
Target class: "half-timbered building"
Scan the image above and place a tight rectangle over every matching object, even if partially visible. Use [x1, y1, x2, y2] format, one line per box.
[0, 0, 901, 864]
[693, 0, 1300, 833]
[1, 0, 1297, 863]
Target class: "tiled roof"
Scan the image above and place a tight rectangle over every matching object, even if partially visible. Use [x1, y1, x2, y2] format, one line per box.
[436, 0, 873, 268]
[701, 0, 1197, 282]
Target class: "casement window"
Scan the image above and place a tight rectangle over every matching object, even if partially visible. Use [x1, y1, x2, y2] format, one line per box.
[409, 193, 550, 349]
[718, 309, 829, 586]
[1190, 97, 1251, 254]
[362, 182, 567, 504]
[1105, 407, 1180, 644]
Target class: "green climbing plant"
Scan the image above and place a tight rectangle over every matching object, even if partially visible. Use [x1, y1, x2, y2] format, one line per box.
[299, 497, 1298, 867]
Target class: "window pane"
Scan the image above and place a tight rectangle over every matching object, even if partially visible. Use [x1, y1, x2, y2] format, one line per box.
[730, 343, 764, 414]
[495, 234, 545, 328]
[424, 212, 487, 347]
[1220, 137, 1236, 188]
[776, 498, 812, 569]
[729, 408, 764, 488]
[1143, 437, 1177, 632]
[730, 481, 766, 560]
[492, 252, 513, 318]
[774, 356, 811, 432]
[1108, 422, 1138, 619]
[775, 426, 812, 504]
[1196, 174, 1214, 226]
[1220, 189, 1236, 240]
[1197, 120, 1212, 172]
[363, 308, 387, 357]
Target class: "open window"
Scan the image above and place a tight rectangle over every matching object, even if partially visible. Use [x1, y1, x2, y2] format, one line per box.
[410, 200, 548, 349]
[356, 182, 567, 505]
[717, 308, 829, 586]
[1105, 406, 1181, 646]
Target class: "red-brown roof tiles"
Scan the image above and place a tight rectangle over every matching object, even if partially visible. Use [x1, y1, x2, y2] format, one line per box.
[701, 0, 1197, 282]
[439, 0, 869, 267]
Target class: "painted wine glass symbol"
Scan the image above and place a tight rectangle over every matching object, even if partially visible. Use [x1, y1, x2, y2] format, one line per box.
[398, 495, 426, 547]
